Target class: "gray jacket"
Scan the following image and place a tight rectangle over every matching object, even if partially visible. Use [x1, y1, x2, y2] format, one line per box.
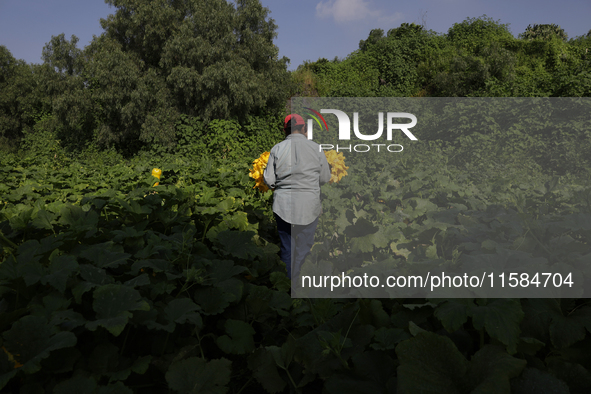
[264, 134, 331, 225]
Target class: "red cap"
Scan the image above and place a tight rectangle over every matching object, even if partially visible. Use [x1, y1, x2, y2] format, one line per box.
[284, 114, 305, 130]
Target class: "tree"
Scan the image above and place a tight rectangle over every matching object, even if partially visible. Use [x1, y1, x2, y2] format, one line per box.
[54, 0, 289, 152]
[42, 34, 83, 76]
[0, 46, 28, 144]
[0, 46, 55, 148]
[447, 16, 513, 54]
[519, 24, 568, 41]
[359, 29, 384, 52]
[387, 22, 424, 39]
[100, 0, 289, 120]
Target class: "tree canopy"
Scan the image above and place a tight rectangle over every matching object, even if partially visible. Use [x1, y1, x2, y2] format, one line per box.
[47, 0, 289, 152]
[1, 11, 590, 154]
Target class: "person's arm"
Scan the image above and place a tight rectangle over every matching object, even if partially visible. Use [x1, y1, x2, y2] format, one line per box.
[263, 150, 276, 189]
[319, 150, 331, 185]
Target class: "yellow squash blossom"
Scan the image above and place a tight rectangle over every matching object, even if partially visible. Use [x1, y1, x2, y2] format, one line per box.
[151, 168, 162, 187]
[2, 346, 23, 369]
[249, 152, 271, 192]
[249, 149, 348, 191]
[324, 150, 348, 183]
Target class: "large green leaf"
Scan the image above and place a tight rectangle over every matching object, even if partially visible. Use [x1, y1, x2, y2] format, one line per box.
[510, 368, 569, 394]
[58, 205, 99, 234]
[213, 230, 263, 260]
[216, 319, 255, 355]
[465, 345, 526, 393]
[469, 299, 524, 353]
[193, 286, 232, 316]
[396, 331, 468, 394]
[53, 376, 97, 394]
[522, 299, 591, 348]
[86, 284, 150, 336]
[79, 242, 131, 269]
[165, 357, 231, 394]
[247, 348, 287, 393]
[165, 298, 203, 328]
[41, 254, 79, 293]
[344, 217, 379, 238]
[31, 209, 57, 230]
[371, 327, 410, 350]
[325, 351, 397, 394]
[433, 298, 474, 332]
[2, 315, 76, 375]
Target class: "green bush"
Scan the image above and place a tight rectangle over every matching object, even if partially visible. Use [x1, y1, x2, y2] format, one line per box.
[175, 114, 283, 161]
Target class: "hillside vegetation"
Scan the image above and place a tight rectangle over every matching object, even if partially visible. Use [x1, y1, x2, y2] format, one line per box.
[1, 4, 591, 393]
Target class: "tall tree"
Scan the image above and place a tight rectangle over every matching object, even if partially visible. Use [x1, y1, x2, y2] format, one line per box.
[0, 46, 28, 144]
[0, 46, 55, 148]
[54, 0, 289, 152]
[519, 24, 568, 41]
[359, 28, 384, 52]
[42, 34, 83, 76]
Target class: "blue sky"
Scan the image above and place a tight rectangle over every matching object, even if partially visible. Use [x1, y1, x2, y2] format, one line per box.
[1, 0, 590, 71]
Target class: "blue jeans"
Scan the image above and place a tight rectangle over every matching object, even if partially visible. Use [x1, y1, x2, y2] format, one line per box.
[275, 213, 319, 280]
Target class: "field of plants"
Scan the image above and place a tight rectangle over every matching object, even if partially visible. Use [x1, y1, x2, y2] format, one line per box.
[1, 1, 591, 392]
[1, 117, 591, 392]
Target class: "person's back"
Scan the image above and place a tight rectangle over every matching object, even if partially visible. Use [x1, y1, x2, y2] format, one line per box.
[267, 133, 327, 226]
[264, 114, 330, 279]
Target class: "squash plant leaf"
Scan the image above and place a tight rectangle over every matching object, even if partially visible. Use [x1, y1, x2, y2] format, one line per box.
[247, 347, 287, 393]
[193, 286, 232, 316]
[41, 254, 79, 293]
[510, 368, 570, 394]
[396, 331, 468, 394]
[468, 299, 524, 354]
[371, 327, 410, 350]
[214, 230, 263, 260]
[86, 284, 150, 336]
[165, 298, 203, 327]
[522, 299, 591, 349]
[79, 242, 131, 269]
[2, 315, 77, 375]
[95, 381, 134, 394]
[53, 376, 98, 394]
[31, 210, 56, 230]
[165, 357, 231, 394]
[433, 298, 475, 333]
[58, 205, 99, 234]
[216, 319, 255, 355]
[344, 217, 378, 238]
[464, 345, 526, 393]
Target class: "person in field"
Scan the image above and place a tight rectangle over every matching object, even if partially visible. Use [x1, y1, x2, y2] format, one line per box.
[264, 114, 331, 280]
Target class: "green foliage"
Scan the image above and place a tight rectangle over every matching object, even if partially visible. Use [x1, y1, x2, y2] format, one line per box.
[174, 114, 283, 160]
[308, 54, 379, 97]
[0, 47, 55, 147]
[520, 24, 568, 41]
[42, 34, 84, 76]
[0, 152, 285, 392]
[3, 10, 591, 393]
[13, 0, 291, 155]
[296, 16, 588, 99]
[101, 0, 289, 120]
[429, 42, 517, 97]
[368, 23, 439, 96]
[358, 28, 384, 52]
[2, 121, 591, 391]
[447, 15, 514, 49]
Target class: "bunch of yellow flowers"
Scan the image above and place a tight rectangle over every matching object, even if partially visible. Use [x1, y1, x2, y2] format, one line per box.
[249, 149, 348, 192]
[324, 150, 348, 183]
[249, 151, 271, 192]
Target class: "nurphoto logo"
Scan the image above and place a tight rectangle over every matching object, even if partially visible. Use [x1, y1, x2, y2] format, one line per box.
[304, 109, 418, 153]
